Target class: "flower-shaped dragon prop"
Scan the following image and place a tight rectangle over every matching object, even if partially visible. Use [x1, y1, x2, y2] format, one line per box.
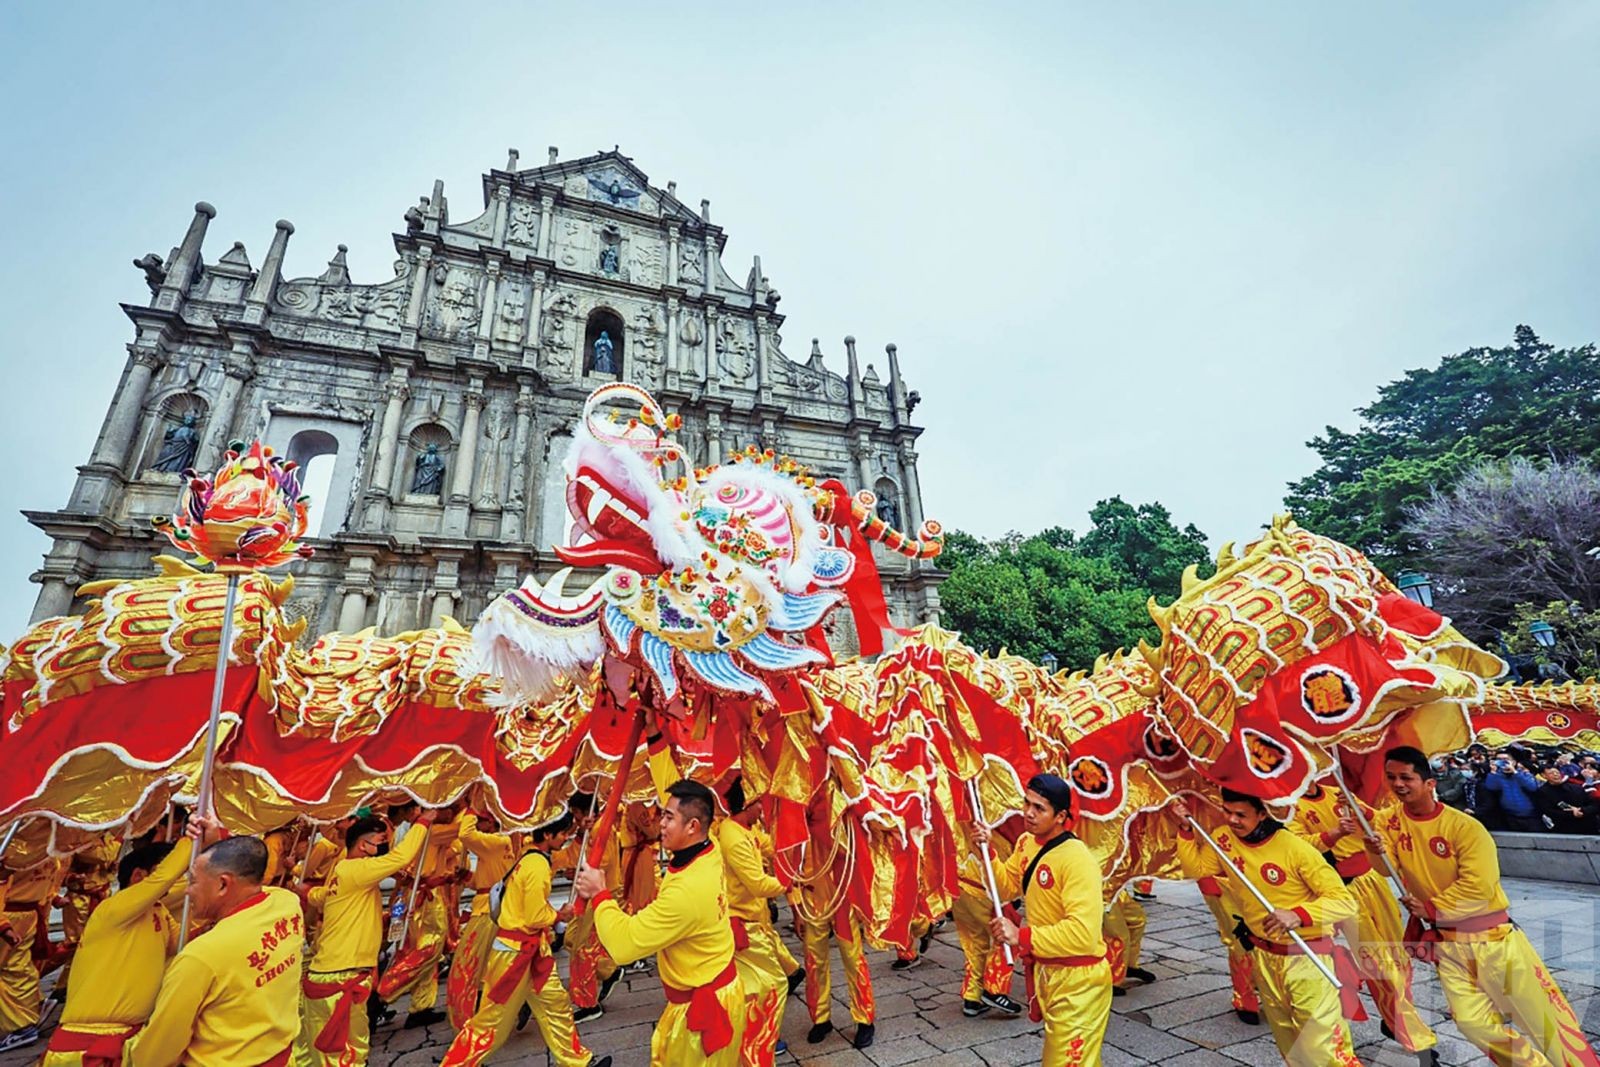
[151, 439, 314, 571]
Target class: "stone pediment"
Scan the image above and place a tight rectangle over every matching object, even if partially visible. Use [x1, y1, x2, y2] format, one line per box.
[515, 151, 703, 225]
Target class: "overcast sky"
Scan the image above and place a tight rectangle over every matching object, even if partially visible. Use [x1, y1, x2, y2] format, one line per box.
[2, 3, 1597, 637]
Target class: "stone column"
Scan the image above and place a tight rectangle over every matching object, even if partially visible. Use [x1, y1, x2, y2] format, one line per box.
[665, 295, 680, 375]
[476, 261, 500, 344]
[851, 436, 874, 493]
[195, 354, 254, 470]
[363, 369, 410, 527]
[243, 219, 294, 326]
[491, 185, 511, 247]
[154, 202, 216, 312]
[501, 386, 535, 541]
[337, 588, 369, 632]
[429, 555, 462, 626]
[444, 386, 484, 535]
[536, 194, 554, 258]
[31, 578, 76, 623]
[898, 441, 925, 530]
[90, 348, 162, 470]
[704, 307, 719, 386]
[704, 412, 723, 467]
[404, 245, 434, 333]
[667, 224, 681, 287]
[754, 316, 772, 403]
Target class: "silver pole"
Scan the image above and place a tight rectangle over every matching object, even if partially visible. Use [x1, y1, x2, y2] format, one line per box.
[1325, 757, 1410, 903]
[0, 820, 23, 865]
[392, 825, 432, 956]
[295, 827, 321, 889]
[178, 571, 241, 949]
[965, 779, 1015, 967]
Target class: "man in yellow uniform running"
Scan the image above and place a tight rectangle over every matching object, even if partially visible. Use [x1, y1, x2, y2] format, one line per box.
[565, 796, 623, 1023]
[38, 833, 190, 1065]
[1292, 777, 1439, 1063]
[446, 807, 522, 1029]
[124, 823, 305, 1066]
[951, 831, 1023, 1018]
[1366, 747, 1599, 1067]
[574, 776, 746, 1066]
[794, 804, 876, 1049]
[716, 779, 791, 1066]
[376, 804, 462, 1029]
[981, 773, 1113, 1067]
[441, 813, 606, 1067]
[295, 809, 434, 1066]
[1173, 789, 1361, 1067]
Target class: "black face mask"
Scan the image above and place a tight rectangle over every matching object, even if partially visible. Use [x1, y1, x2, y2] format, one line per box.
[1240, 817, 1282, 845]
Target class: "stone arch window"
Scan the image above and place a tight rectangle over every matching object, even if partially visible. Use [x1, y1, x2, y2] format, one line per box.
[584, 308, 624, 378]
[143, 392, 209, 475]
[286, 429, 340, 538]
[404, 423, 454, 501]
[873, 477, 902, 530]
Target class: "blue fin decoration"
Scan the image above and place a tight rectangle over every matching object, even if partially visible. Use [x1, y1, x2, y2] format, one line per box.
[682, 649, 772, 700]
[638, 631, 679, 701]
[602, 604, 637, 654]
[738, 632, 826, 672]
[769, 591, 840, 632]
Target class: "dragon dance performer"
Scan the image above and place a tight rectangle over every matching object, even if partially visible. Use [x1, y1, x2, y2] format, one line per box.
[52, 832, 120, 991]
[294, 817, 349, 944]
[1367, 747, 1600, 1067]
[37, 835, 189, 1065]
[984, 774, 1113, 1067]
[440, 813, 605, 1067]
[1197, 871, 1262, 1024]
[716, 779, 791, 1066]
[295, 810, 433, 1067]
[1173, 790, 1362, 1067]
[951, 835, 1023, 1018]
[749, 822, 804, 995]
[125, 825, 305, 1066]
[619, 800, 662, 917]
[574, 767, 747, 1067]
[446, 808, 522, 1028]
[0, 850, 62, 1053]
[793, 829, 876, 1048]
[1290, 778, 1439, 1063]
[1105, 889, 1156, 995]
[376, 803, 462, 1030]
[564, 796, 623, 1023]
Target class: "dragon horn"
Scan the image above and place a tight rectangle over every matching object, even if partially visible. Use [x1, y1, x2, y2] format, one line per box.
[850, 490, 944, 560]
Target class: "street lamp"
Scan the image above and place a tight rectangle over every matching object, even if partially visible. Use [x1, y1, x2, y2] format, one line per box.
[1040, 651, 1059, 674]
[1529, 620, 1558, 650]
[1396, 572, 1434, 609]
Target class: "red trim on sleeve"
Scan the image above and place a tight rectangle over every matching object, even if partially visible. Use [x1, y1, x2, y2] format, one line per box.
[1292, 907, 1313, 929]
[592, 889, 614, 908]
[1019, 925, 1034, 958]
[1319, 831, 1336, 848]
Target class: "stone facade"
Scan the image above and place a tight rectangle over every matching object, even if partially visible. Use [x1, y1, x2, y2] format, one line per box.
[27, 148, 940, 652]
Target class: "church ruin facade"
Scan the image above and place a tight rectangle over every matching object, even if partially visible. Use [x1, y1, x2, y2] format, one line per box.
[26, 148, 941, 650]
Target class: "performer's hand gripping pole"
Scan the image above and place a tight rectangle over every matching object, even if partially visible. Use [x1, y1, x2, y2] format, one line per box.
[1159, 784, 1339, 990]
[575, 704, 647, 915]
[1324, 753, 1410, 904]
[178, 570, 241, 950]
[392, 823, 433, 959]
[965, 779, 1015, 967]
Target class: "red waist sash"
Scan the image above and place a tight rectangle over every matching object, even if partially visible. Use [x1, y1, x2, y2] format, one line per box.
[46, 1024, 142, 1066]
[1334, 852, 1372, 880]
[487, 929, 554, 1004]
[662, 959, 738, 1055]
[301, 969, 374, 1053]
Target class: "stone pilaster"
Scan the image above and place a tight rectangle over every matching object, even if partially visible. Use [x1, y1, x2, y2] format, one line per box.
[536, 194, 554, 259]
[90, 347, 162, 472]
[242, 219, 293, 326]
[154, 202, 215, 313]
[502, 386, 535, 541]
[195, 348, 255, 470]
[362, 368, 410, 527]
[444, 385, 484, 536]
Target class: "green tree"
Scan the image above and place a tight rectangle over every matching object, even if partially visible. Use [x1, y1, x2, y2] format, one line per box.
[1285, 327, 1600, 565]
[936, 499, 1211, 670]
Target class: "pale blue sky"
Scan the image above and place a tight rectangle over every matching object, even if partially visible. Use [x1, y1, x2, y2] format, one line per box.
[2, 3, 1597, 637]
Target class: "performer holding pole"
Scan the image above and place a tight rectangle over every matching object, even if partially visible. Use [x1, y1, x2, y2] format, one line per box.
[964, 780, 1013, 967]
[177, 571, 239, 949]
[1170, 790, 1361, 1067]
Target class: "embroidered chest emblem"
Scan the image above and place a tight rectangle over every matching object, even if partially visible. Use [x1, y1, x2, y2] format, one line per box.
[1036, 865, 1055, 890]
[1428, 836, 1452, 859]
[1260, 863, 1287, 886]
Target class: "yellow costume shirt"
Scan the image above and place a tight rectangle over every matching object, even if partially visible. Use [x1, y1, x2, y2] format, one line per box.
[1290, 784, 1367, 862]
[992, 833, 1105, 960]
[58, 838, 190, 1029]
[1373, 803, 1509, 923]
[299, 835, 341, 885]
[126, 885, 304, 1067]
[593, 840, 735, 989]
[1179, 824, 1356, 945]
[714, 819, 784, 923]
[307, 823, 429, 973]
[457, 814, 517, 912]
[498, 849, 557, 936]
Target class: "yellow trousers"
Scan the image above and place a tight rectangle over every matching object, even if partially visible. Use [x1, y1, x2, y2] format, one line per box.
[1435, 925, 1599, 1067]
[1201, 891, 1259, 1012]
[1035, 958, 1113, 1066]
[651, 976, 746, 1067]
[378, 890, 446, 1011]
[800, 915, 874, 1026]
[447, 914, 496, 1029]
[734, 922, 789, 1067]
[0, 910, 41, 1033]
[774, 931, 799, 977]
[1104, 893, 1147, 987]
[440, 946, 591, 1067]
[567, 910, 619, 1011]
[1252, 949, 1361, 1067]
[38, 1021, 140, 1066]
[1339, 869, 1436, 1051]
[294, 968, 371, 1067]
[952, 890, 1013, 1001]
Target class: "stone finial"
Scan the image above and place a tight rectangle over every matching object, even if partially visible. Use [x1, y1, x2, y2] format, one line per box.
[219, 241, 252, 268]
[811, 338, 823, 357]
[275, 219, 295, 234]
[318, 244, 351, 286]
[506, 147, 519, 171]
[701, 199, 712, 223]
[195, 201, 217, 219]
[667, 180, 677, 196]
[154, 200, 218, 309]
[548, 146, 559, 164]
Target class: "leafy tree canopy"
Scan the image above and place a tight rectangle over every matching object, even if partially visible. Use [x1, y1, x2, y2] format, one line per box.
[936, 497, 1211, 670]
[1285, 326, 1600, 565]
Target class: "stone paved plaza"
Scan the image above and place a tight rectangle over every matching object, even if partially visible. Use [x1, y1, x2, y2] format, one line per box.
[6, 876, 1597, 1066]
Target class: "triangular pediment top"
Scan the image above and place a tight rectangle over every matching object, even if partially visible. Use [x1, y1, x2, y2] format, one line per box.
[510, 149, 704, 225]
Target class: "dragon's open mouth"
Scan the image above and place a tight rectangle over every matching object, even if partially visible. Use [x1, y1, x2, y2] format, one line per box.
[556, 463, 665, 575]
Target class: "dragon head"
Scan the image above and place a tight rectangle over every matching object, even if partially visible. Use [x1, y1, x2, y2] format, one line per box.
[475, 384, 944, 704]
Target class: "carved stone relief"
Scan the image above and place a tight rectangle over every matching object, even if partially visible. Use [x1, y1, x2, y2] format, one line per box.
[507, 200, 538, 247]
[714, 317, 755, 380]
[422, 268, 481, 341]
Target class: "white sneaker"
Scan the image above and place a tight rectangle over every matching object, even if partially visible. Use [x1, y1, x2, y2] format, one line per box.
[0, 1025, 40, 1053]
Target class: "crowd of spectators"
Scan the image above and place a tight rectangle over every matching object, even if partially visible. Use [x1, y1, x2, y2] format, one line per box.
[1434, 744, 1600, 834]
